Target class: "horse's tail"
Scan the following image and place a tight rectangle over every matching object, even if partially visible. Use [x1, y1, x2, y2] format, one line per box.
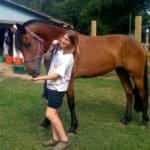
[143, 58, 149, 110]
[134, 58, 149, 112]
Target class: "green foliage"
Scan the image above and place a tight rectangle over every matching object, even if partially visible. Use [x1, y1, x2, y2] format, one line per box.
[13, 0, 149, 34]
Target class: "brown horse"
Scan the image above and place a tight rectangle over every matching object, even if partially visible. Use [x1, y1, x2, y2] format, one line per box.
[12, 20, 149, 133]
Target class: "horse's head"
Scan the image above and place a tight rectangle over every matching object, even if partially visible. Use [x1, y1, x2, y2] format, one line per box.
[11, 20, 68, 77]
[11, 23, 45, 77]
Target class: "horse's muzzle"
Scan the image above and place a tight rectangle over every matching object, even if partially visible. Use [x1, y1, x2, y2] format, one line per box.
[28, 70, 39, 78]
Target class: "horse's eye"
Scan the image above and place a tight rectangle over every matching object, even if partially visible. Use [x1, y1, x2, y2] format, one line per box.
[24, 41, 31, 48]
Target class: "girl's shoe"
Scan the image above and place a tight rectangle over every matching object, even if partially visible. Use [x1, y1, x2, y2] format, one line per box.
[53, 141, 69, 150]
[42, 139, 59, 147]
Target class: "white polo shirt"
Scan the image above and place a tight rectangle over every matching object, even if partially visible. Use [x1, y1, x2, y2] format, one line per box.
[47, 48, 74, 92]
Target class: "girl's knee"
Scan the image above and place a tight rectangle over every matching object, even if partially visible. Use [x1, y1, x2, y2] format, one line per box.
[46, 107, 57, 120]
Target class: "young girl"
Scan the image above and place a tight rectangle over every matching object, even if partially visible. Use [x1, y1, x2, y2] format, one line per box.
[32, 30, 78, 150]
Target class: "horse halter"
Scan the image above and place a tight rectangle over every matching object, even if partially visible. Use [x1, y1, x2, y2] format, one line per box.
[23, 27, 44, 63]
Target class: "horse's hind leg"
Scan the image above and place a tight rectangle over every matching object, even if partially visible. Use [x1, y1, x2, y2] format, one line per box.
[133, 77, 149, 127]
[116, 67, 134, 125]
[66, 79, 78, 134]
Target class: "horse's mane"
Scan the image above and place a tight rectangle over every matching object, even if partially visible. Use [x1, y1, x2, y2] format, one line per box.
[23, 19, 74, 32]
[23, 19, 54, 27]
[23, 19, 69, 34]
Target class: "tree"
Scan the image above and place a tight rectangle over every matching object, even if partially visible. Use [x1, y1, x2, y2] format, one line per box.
[13, 0, 150, 35]
[47, 0, 149, 34]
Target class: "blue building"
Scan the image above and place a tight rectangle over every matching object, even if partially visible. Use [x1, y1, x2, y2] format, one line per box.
[0, 0, 72, 27]
[0, 0, 73, 56]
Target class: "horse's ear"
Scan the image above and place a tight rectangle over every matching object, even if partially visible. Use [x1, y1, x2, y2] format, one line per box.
[15, 23, 26, 34]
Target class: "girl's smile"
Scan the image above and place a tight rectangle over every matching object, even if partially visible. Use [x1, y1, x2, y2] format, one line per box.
[59, 34, 72, 49]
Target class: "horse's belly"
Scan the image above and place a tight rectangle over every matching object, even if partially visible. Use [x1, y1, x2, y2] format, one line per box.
[73, 60, 116, 78]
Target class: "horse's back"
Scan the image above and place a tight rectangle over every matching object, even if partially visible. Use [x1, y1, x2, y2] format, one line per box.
[74, 34, 146, 78]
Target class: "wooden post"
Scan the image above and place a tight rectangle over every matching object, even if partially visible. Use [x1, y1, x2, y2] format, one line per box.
[91, 20, 97, 36]
[145, 28, 149, 51]
[135, 16, 142, 42]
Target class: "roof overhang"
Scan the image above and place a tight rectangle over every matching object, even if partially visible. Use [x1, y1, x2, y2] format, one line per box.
[4, 0, 73, 28]
[0, 19, 23, 24]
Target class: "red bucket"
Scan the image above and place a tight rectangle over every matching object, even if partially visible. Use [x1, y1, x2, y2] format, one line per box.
[5, 56, 14, 64]
[15, 57, 23, 65]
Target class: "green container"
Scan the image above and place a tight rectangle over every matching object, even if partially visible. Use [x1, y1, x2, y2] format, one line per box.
[0, 56, 4, 62]
[13, 65, 25, 74]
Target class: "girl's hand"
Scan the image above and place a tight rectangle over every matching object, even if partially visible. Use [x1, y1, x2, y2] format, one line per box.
[32, 77, 39, 81]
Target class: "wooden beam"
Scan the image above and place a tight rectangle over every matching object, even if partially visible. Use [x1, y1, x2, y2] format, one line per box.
[91, 20, 97, 36]
[135, 16, 142, 42]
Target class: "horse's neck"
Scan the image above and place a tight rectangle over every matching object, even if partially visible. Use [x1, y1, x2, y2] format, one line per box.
[39, 27, 64, 53]
[44, 43, 60, 72]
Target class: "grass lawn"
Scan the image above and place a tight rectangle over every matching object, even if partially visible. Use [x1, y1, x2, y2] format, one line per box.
[0, 74, 150, 150]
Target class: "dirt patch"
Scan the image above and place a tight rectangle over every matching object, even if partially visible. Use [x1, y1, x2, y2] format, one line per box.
[0, 63, 43, 83]
[0, 63, 30, 79]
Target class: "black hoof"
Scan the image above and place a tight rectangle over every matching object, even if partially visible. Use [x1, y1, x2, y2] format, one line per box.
[140, 121, 148, 129]
[119, 118, 129, 125]
[67, 127, 77, 134]
[38, 125, 49, 132]
[118, 121, 126, 127]
[39, 118, 50, 129]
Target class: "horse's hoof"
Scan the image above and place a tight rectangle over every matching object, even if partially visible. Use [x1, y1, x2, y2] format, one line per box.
[140, 125, 147, 130]
[38, 126, 48, 132]
[140, 121, 148, 129]
[118, 121, 126, 127]
[67, 127, 76, 135]
[119, 118, 129, 126]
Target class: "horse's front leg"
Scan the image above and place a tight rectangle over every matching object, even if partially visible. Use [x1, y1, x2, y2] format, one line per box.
[116, 68, 133, 125]
[120, 93, 133, 125]
[66, 79, 78, 134]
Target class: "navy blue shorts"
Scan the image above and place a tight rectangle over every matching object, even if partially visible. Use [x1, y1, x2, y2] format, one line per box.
[47, 89, 65, 109]
[42, 81, 65, 109]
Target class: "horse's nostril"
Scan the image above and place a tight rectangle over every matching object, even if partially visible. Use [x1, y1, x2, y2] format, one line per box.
[30, 70, 39, 78]
[31, 70, 35, 74]
[32, 74, 38, 78]
[27, 70, 35, 76]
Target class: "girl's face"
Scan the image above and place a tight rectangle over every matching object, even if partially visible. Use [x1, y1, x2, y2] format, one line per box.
[59, 34, 72, 49]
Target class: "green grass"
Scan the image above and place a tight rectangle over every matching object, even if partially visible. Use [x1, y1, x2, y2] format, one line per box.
[0, 76, 150, 150]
